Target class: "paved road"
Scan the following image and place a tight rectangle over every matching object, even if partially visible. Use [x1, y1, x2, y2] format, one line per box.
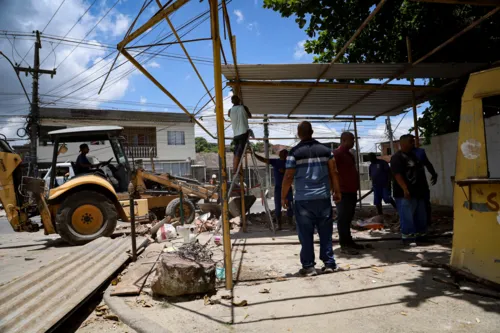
[0, 214, 82, 285]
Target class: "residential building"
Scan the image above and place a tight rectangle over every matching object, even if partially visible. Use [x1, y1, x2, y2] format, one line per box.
[38, 108, 195, 177]
[379, 140, 401, 157]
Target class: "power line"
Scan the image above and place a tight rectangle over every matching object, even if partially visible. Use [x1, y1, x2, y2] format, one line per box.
[40, 0, 99, 66]
[56, 0, 120, 70]
[42, 0, 67, 33]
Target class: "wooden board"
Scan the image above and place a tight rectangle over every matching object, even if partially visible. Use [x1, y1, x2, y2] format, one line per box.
[111, 243, 164, 296]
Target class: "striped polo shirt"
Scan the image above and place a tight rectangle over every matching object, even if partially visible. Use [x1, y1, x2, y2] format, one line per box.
[286, 139, 333, 201]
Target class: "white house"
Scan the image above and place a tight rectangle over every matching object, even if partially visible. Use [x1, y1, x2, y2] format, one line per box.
[38, 108, 195, 177]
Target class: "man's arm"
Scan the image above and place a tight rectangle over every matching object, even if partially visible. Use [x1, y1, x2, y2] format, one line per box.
[281, 169, 295, 208]
[254, 153, 269, 164]
[244, 105, 252, 119]
[393, 174, 410, 199]
[420, 149, 438, 185]
[390, 156, 410, 199]
[327, 158, 341, 202]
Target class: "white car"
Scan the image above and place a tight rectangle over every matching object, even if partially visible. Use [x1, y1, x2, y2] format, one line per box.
[43, 156, 101, 190]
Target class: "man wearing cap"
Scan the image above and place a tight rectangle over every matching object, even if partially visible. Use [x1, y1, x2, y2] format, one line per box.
[254, 149, 294, 230]
[75, 143, 103, 175]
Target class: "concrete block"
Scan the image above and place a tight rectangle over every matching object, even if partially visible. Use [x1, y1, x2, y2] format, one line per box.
[151, 253, 216, 297]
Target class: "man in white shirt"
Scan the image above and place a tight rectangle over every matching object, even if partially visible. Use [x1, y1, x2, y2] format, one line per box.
[228, 95, 252, 173]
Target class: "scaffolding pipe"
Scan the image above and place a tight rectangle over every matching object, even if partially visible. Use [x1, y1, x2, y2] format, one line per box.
[287, 0, 388, 116]
[406, 37, 420, 147]
[335, 6, 500, 118]
[353, 115, 363, 209]
[210, 0, 232, 289]
[156, 0, 216, 107]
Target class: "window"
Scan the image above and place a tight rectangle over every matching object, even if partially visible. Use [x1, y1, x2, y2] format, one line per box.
[122, 127, 156, 147]
[39, 126, 65, 146]
[167, 131, 185, 145]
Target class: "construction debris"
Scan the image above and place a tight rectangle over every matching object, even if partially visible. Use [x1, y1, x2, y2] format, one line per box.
[151, 248, 216, 297]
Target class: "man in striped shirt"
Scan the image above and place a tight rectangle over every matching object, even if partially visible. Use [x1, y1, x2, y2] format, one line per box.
[281, 121, 342, 276]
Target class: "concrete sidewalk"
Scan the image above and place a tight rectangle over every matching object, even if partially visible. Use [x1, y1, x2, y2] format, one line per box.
[92, 229, 500, 333]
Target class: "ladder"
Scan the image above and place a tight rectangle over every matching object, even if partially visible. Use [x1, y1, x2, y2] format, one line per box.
[218, 139, 276, 233]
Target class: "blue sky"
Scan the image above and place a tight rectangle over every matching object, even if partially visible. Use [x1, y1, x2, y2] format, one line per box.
[0, 0, 425, 151]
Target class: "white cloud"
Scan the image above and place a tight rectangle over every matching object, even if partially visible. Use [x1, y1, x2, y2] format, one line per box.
[147, 61, 160, 68]
[294, 40, 307, 60]
[246, 22, 260, 35]
[185, 74, 191, 80]
[0, 0, 135, 126]
[140, 96, 147, 104]
[234, 9, 244, 24]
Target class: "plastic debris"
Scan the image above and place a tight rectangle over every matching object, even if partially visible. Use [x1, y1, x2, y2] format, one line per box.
[401, 312, 408, 316]
[232, 300, 248, 307]
[156, 224, 177, 242]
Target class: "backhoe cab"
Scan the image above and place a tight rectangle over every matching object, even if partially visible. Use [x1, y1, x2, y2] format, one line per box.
[0, 126, 129, 245]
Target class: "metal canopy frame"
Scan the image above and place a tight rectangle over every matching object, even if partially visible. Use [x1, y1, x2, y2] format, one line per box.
[111, 0, 500, 290]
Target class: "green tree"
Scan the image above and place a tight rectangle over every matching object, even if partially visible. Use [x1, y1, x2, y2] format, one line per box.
[195, 137, 209, 153]
[263, 0, 500, 141]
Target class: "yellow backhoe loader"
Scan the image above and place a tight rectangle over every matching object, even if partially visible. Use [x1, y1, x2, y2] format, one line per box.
[0, 126, 221, 245]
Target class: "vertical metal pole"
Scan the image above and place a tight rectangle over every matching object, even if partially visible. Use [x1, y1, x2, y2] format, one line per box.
[386, 116, 395, 155]
[128, 180, 137, 262]
[240, 170, 247, 232]
[210, 0, 232, 289]
[263, 115, 270, 189]
[31, 30, 41, 177]
[245, 154, 249, 195]
[179, 190, 185, 225]
[353, 116, 362, 209]
[406, 37, 420, 147]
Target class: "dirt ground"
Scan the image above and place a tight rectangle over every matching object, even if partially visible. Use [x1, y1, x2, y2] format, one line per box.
[77, 205, 500, 333]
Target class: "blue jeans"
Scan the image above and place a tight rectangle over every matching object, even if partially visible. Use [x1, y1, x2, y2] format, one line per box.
[395, 197, 427, 240]
[295, 198, 336, 269]
[373, 186, 393, 206]
[274, 187, 293, 219]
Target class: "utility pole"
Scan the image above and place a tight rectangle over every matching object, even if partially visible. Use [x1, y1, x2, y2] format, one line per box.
[385, 116, 395, 156]
[15, 30, 56, 177]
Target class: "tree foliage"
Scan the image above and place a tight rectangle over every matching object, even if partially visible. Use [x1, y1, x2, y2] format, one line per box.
[263, 0, 500, 141]
[195, 137, 218, 153]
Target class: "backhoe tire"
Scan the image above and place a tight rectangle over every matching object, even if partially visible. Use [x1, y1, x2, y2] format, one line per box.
[56, 191, 118, 245]
[165, 198, 196, 224]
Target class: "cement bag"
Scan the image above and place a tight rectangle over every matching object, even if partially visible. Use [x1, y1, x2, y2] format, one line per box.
[156, 224, 177, 242]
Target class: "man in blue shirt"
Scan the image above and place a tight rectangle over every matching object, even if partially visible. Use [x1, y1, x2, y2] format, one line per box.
[254, 149, 294, 230]
[411, 136, 438, 226]
[281, 121, 342, 276]
[368, 153, 397, 215]
[75, 143, 103, 175]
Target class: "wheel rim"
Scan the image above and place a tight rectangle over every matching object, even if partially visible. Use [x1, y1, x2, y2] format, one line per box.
[71, 204, 104, 235]
[175, 203, 192, 218]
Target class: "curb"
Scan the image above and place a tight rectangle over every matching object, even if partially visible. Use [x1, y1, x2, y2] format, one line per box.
[103, 286, 171, 333]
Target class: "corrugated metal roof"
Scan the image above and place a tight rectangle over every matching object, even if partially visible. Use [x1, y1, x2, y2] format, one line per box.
[222, 63, 486, 80]
[0, 237, 139, 333]
[236, 85, 429, 117]
[41, 107, 192, 123]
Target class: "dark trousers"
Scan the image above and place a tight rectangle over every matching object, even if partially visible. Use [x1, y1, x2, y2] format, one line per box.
[336, 192, 357, 246]
[295, 199, 336, 269]
[274, 187, 293, 219]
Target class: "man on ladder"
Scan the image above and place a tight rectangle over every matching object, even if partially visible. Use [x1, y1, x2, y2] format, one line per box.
[228, 95, 252, 175]
[254, 150, 294, 230]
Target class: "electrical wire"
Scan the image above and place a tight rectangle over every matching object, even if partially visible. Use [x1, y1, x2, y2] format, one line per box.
[42, 0, 67, 33]
[0, 52, 31, 104]
[56, 0, 121, 70]
[40, 0, 99, 66]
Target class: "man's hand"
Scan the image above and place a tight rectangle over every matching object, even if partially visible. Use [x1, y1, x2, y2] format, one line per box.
[282, 198, 289, 209]
[403, 188, 411, 200]
[333, 192, 341, 203]
[430, 173, 438, 186]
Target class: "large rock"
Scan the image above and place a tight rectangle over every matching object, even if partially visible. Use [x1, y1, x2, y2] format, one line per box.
[151, 253, 216, 297]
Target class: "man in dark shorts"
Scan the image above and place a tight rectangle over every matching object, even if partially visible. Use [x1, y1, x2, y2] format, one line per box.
[255, 149, 294, 230]
[228, 95, 252, 173]
[368, 152, 397, 215]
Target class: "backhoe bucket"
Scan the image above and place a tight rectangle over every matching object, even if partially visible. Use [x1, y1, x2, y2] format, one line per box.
[228, 195, 256, 218]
